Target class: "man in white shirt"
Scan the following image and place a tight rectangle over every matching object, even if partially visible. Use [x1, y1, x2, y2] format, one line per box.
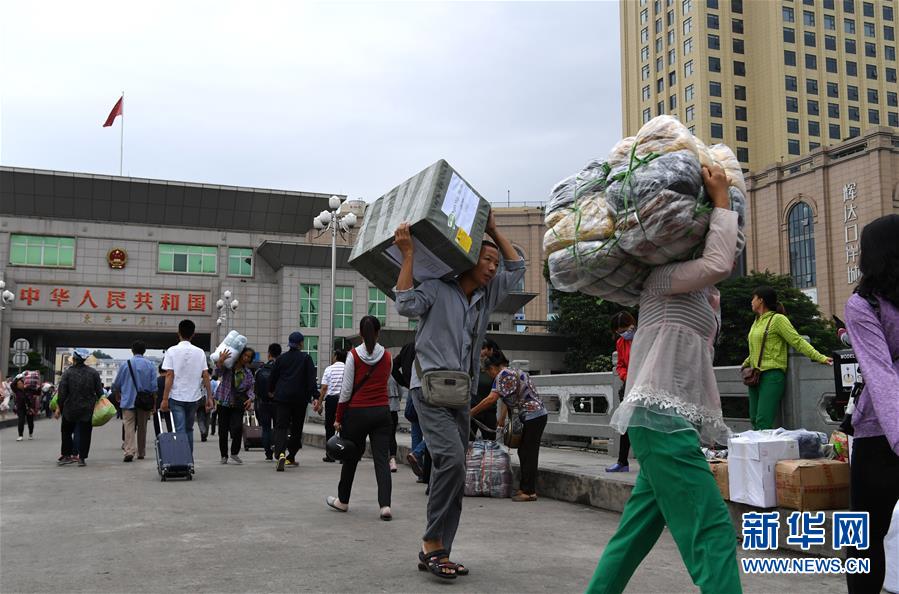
[313, 349, 347, 463]
[160, 319, 214, 453]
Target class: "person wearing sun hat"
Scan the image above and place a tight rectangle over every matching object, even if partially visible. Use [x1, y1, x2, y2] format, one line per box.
[56, 348, 103, 467]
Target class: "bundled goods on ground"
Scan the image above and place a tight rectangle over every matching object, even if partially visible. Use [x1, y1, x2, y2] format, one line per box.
[349, 159, 491, 298]
[210, 330, 248, 368]
[545, 115, 747, 306]
[464, 439, 513, 498]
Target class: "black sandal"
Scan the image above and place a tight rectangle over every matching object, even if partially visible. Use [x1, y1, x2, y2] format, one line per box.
[418, 549, 456, 580]
[418, 554, 468, 576]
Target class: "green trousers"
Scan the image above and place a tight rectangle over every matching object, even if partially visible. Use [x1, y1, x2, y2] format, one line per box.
[746, 369, 785, 430]
[586, 424, 742, 594]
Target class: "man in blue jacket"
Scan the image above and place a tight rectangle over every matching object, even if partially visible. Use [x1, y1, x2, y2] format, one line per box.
[112, 340, 158, 462]
[268, 332, 317, 471]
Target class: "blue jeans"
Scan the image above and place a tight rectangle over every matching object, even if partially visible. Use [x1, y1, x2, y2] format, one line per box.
[170, 399, 198, 453]
[405, 393, 427, 460]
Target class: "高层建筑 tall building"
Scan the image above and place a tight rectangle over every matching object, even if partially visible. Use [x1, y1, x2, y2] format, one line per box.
[620, 0, 897, 170]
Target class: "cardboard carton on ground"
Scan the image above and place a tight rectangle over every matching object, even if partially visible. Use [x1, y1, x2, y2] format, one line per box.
[728, 436, 799, 508]
[708, 460, 729, 500]
[348, 160, 491, 298]
[775, 458, 850, 511]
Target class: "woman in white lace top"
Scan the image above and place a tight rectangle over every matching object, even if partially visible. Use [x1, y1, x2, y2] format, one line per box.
[586, 165, 743, 594]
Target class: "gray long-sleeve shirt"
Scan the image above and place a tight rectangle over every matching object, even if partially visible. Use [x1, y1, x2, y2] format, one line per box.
[395, 258, 526, 394]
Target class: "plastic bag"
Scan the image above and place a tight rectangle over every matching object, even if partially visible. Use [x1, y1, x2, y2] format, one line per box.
[829, 431, 849, 462]
[772, 428, 828, 459]
[210, 330, 248, 369]
[547, 239, 649, 306]
[464, 439, 513, 498]
[543, 192, 615, 256]
[92, 397, 117, 427]
[607, 116, 700, 170]
[545, 159, 611, 221]
[49, 393, 59, 412]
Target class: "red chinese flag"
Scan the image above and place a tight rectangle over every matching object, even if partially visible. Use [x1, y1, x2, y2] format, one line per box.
[103, 96, 123, 127]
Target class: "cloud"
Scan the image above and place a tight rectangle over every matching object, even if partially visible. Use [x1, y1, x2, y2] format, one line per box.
[0, 0, 621, 204]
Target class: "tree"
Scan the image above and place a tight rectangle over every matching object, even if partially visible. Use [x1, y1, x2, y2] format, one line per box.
[715, 271, 841, 366]
[91, 350, 113, 360]
[547, 288, 635, 373]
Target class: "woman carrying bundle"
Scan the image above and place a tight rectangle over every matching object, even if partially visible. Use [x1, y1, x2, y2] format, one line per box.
[586, 165, 743, 594]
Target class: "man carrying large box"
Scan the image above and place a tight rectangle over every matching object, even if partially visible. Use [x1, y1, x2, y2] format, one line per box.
[393, 210, 524, 580]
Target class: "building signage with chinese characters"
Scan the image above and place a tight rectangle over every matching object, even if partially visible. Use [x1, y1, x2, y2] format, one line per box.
[15, 285, 210, 315]
[842, 183, 860, 285]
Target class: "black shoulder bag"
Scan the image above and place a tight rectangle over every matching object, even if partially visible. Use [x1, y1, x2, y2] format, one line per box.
[127, 361, 156, 411]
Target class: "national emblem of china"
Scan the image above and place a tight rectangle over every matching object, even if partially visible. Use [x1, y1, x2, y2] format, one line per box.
[107, 248, 127, 269]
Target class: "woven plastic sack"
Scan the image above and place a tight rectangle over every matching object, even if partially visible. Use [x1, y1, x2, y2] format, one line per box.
[464, 439, 513, 498]
[92, 396, 116, 427]
[545, 159, 611, 225]
[543, 192, 615, 256]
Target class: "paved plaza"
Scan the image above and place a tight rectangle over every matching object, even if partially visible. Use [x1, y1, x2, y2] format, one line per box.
[1, 420, 847, 594]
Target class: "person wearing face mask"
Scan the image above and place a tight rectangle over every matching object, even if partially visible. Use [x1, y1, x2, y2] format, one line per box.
[607, 312, 637, 473]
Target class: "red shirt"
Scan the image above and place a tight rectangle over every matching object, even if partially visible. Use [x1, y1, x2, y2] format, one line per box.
[335, 349, 392, 424]
[615, 337, 632, 382]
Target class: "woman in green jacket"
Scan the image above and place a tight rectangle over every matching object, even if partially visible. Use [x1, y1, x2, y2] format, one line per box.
[742, 286, 832, 430]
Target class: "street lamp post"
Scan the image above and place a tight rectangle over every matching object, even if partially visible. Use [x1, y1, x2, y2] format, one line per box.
[215, 289, 239, 344]
[0, 278, 15, 382]
[313, 196, 357, 364]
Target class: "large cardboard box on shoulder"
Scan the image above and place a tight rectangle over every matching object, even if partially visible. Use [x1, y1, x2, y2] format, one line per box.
[708, 460, 729, 500]
[348, 160, 491, 298]
[728, 435, 799, 508]
[775, 459, 850, 511]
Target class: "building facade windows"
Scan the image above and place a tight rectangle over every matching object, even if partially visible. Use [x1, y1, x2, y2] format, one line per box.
[828, 102, 840, 117]
[788, 139, 801, 155]
[734, 61, 746, 75]
[826, 35, 837, 50]
[827, 57, 838, 73]
[227, 247, 253, 277]
[643, 107, 652, 123]
[9, 234, 75, 268]
[735, 105, 747, 120]
[334, 286, 354, 328]
[709, 56, 721, 72]
[642, 85, 651, 101]
[847, 60, 858, 76]
[808, 120, 821, 136]
[732, 18, 744, 34]
[866, 64, 877, 79]
[302, 337, 319, 364]
[829, 123, 842, 139]
[787, 203, 816, 289]
[367, 287, 387, 324]
[784, 27, 796, 43]
[869, 109, 880, 124]
[824, 14, 836, 31]
[735, 85, 746, 100]
[710, 102, 723, 117]
[846, 39, 857, 54]
[863, 22, 875, 38]
[805, 54, 817, 69]
[846, 18, 855, 34]
[708, 33, 720, 50]
[783, 7, 794, 22]
[736, 126, 748, 141]
[684, 59, 694, 76]
[299, 284, 320, 327]
[710, 80, 722, 96]
[158, 243, 216, 274]
[707, 13, 719, 30]
[683, 16, 693, 34]
[787, 117, 800, 133]
[868, 88, 879, 103]
[827, 82, 839, 98]
[685, 83, 694, 101]
[785, 75, 798, 91]
[785, 50, 797, 66]
[803, 10, 815, 27]
[686, 105, 695, 121]
[805, 31, 816, 47]
[806, 78, 818, 94]
[787, 97, 799, 112]
[808, 99, 820, 115]
[684, 37, 694, 54]
[848, 105, 860, 121]
[736, 147, 749, 162]
[710, 122, 723, 138]
[733, 38, 744, 53]
[848, 85, 859, 101]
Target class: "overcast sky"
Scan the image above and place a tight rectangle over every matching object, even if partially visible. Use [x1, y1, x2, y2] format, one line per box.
[1, 1, 621, 205]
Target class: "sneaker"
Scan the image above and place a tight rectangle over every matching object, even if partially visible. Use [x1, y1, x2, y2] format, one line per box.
[220, 457, 228, 464]
[57, 456, 76, 466]
[285, 458, 297, 467]
[379, 506, 393, 521]
[276, 454, 286, 472]
[123, 455, 134, 462]
[28, 435, 33, 440]
[16, 436, 23, 442]
[77, 458, 86, 467]
[406, 452, 422, 478]
[605, 463, 629, 473]
[229, 454, 243, 465]
[389, 458, 397, 473]
[322, 455, 335, 463]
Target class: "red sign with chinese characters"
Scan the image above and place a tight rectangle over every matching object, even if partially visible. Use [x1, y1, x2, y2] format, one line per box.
[14, 285, 211, 315]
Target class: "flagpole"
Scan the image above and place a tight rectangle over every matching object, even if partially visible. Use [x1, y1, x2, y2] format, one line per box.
[119, 91, 124, 176]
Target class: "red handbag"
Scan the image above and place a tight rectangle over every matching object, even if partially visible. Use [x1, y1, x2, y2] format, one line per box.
[742, 316, 774, 387]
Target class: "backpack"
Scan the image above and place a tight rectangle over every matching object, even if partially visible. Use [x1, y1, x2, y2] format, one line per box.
[254, 363, 274, 400]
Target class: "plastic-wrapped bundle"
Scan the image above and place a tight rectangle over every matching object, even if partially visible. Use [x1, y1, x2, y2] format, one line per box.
[548, 238, 650, 306]
[607, 115, 700, 170]
[210, 330, 248, 368]
[545, 159, 610, 227]
[709, 143, 747, 197]
[773, 428, 829, 459]
[615, 189, 713, 265]
[543, 192, 615, 256]
[464, 440, 513, 498]
[605, 150, 712, 265]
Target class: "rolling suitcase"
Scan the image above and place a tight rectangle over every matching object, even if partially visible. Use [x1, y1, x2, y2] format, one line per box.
[155, 411, 194, 481]
[243, 411, 263, 451]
